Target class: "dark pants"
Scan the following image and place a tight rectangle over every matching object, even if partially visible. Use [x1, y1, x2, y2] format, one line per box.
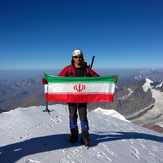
[68, 103, 89, 140]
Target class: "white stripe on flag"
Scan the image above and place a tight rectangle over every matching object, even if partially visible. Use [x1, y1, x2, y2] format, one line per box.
[44, 83, 115, 93]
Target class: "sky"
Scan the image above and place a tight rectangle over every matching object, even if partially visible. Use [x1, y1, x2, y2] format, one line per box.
[0, 0, 163, 70]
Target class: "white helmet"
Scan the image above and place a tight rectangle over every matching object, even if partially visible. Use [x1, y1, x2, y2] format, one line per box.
[72, 49, 83, 57]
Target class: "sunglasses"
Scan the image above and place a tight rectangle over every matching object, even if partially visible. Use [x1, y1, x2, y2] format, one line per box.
[73, 56, 83, 59]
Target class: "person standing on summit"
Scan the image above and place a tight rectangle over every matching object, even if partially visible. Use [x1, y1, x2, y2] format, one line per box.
[58, 49, 99, 147]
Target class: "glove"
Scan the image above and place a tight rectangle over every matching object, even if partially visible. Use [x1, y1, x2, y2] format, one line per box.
[114, 76, 118, 82]
[42, 78, 48, 84]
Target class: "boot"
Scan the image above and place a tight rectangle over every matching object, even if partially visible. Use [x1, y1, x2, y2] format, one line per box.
[81, 130, 90, 147]
[69, 128, 78, 143]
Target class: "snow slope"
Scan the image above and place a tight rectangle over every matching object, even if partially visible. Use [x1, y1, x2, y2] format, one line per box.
[0, 104, 163, 163]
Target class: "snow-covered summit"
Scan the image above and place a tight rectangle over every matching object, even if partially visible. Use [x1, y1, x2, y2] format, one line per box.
[0, 105, 163, 163]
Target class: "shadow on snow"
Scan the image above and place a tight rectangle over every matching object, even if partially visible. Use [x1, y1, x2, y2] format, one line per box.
[0, 132, 163, 163]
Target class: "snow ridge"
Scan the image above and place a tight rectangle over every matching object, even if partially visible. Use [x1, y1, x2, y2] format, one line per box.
[94, 107, 130, 122]
[0, 105, 163, 163]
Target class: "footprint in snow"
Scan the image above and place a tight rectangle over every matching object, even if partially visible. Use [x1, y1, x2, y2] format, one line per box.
[20, 133, 31, 139]
[50, 115, 62, 124]
[61, 148, 82, 162]
[24, 159, 40, 163]
[87, 146, 112, 161]
[35, 123, 43, 128]
[130, 146, 140, 159]
[100, 143, 117, 156]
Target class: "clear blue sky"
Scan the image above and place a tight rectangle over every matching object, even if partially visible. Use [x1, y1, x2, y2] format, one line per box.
[0, 0, 163, 70]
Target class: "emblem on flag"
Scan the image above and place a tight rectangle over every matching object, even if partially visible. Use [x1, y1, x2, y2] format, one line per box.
[73, 84, 86, 92]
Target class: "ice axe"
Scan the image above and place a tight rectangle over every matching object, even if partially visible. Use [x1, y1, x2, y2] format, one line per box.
[89, 56, 95, 69]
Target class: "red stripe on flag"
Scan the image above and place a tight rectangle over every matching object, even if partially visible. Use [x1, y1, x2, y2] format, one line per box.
[45, 93, 114, 103]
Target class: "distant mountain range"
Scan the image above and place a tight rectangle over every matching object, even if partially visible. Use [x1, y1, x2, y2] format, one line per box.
[118, 68, 163, 85]
[0, 68, 163, 133]
[0, 78, 44, 112]
[134, 68, 163, 82]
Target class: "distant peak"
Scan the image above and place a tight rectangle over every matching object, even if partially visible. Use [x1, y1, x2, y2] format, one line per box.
[144, 78, 153, 84]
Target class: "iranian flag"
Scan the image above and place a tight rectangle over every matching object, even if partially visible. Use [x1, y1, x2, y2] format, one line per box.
[43, 74, 117, 103]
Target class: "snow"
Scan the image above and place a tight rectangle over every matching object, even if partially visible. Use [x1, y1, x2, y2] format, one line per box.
[117, 88, 134, 101]
[0, 104, 163, 163]
[155, 122, 163, 128]
[94, 107, 130, 122]
[156, 82, 163, 88]
[142, 78, 153, 92]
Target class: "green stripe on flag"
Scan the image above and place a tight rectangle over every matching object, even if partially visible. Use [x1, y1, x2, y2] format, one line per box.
[44, 73, 117, 83]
